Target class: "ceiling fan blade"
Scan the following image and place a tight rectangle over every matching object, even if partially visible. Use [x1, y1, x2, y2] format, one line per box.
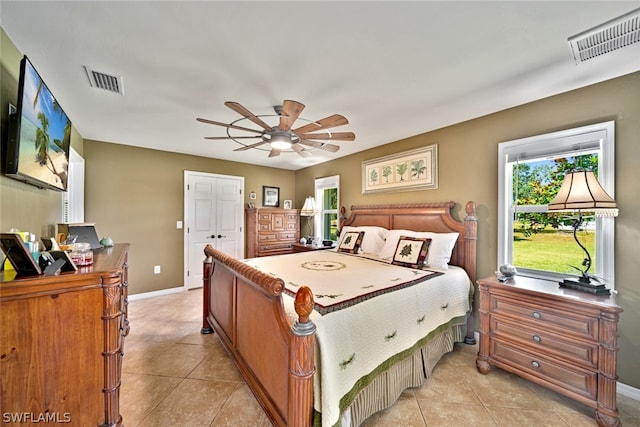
[291, 143, 312, 157]
[268, 148, 281, 157]
[225, 101, 273, 130]
[293, 114, 348, 134]
[197, 117, 264, 134]
[204, 135, 260, 140]
[279, 100, 305, 131]
[233, 141, 268, 151]
[299, 140, 340, 153]
[299, 131, 355, 141]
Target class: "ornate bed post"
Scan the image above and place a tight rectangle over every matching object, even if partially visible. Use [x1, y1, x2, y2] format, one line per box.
[288, 286, 316, 427]
[463, 201, 478, 345]
[201, 249, 213, 334]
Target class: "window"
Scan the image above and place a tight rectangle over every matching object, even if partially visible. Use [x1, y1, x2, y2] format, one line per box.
[314, 175, 340, 241]
[498, 121, 615, 286]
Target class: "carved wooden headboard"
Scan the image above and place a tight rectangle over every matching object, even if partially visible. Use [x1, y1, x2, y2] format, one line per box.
[340, 201, 477, 283]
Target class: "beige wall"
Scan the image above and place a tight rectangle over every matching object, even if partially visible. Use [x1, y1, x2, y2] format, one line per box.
[2, 26, 639, 389]
[297, 72, 640, 389]
[83, 140, 296, 295]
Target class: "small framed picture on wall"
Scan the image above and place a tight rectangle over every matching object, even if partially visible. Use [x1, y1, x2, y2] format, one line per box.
[263, 186, 280, 207]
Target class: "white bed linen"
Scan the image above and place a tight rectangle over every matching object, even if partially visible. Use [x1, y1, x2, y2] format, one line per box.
[245, 251, 472, 427]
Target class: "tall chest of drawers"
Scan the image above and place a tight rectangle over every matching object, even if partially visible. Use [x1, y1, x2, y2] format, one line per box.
[476, 275, 622, 427]
[246, 208, 300, 257]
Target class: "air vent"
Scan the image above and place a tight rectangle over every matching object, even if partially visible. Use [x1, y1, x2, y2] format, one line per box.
[569, 8, 640, 63]
[83, 66, 124, 94]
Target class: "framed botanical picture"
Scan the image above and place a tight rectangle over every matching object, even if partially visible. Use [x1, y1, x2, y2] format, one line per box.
[263, 186, 280, 207]
[362, 144, 438, 194]
[283, 200, 292, 209]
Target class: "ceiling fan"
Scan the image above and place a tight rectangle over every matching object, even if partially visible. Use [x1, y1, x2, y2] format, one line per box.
[197, 100, 355, 158]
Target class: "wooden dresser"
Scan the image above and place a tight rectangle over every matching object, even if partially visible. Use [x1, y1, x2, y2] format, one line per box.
[0, 244, 130, 427]
[476, 275, 622, 427]
[246, 208, 299, 258]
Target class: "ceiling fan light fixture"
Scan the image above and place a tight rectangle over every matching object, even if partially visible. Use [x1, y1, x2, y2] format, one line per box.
[269, 131, 293, 150]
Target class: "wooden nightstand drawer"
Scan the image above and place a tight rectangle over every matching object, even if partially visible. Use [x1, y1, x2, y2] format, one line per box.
[476, 275, 622, 426]
[280, 232, 297, 240]
[491, 295, 598, 341]
[491, 339, 597, 400]
[490, 317, 598, 368]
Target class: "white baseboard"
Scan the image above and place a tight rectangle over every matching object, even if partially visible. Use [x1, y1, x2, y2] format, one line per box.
[128, 286, 185, 301]
[618, 381, 640, 401]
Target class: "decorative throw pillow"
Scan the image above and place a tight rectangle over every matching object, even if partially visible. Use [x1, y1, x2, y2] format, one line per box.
[337, 231, 365, 254]
[380, 229, 458, 269]
[391, 236, 432, 268]
[338, 226, 388, 255]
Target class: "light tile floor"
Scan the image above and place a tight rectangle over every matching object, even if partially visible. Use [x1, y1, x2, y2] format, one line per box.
[121, 289, 640, 426]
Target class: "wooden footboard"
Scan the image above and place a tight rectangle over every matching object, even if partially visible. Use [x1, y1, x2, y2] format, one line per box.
[201, 245, 316, 427]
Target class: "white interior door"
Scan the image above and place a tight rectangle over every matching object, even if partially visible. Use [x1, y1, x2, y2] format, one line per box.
[184, 171, 244, 290]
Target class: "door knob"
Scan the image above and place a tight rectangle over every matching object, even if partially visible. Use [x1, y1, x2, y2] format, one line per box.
[217, 234, 227, 239]
[208, 235, 216, 239]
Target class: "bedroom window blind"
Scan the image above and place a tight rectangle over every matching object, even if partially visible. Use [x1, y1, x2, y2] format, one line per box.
[497, 121, 616, 287]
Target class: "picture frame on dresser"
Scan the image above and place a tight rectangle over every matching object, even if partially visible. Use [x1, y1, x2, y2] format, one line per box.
[262, 186, 280, 207]
[0, 233, 42, 276]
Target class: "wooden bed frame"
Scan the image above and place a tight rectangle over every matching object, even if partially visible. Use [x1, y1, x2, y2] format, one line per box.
[201, 201, 477, 426]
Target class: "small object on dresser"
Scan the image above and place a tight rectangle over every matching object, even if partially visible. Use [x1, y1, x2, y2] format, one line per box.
[323, 240, 333, 247]
[497, 264, 517, 281]
[70, 242, 93, 266]
[300, 237, 307, 244]
[100, 236, 114, 247]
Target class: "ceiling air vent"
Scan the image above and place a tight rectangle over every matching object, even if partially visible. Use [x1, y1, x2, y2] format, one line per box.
[568, 8, 640, 63]
[83, 66, 124, 94]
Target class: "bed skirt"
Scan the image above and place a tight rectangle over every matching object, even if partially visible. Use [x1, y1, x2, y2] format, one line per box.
[316, 323, 465, 427]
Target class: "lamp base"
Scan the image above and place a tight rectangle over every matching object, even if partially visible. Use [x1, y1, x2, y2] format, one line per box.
[559, 278, 610, 295]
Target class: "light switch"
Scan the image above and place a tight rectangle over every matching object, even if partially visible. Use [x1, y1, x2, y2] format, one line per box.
[176, 221, 183, 229]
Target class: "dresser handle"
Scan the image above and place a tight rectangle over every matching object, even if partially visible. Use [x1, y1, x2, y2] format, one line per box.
[532, 335, 542, 343]
[531, 361, 541, 369]
[532, 311, 541, 319]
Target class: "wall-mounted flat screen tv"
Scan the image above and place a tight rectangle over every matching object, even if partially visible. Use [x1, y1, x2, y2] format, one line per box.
[4, 55, 71, 191]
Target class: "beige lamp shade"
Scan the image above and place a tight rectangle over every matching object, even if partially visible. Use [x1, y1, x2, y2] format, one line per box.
[547, 170, 618, 217]
[300, 196, 319, 217]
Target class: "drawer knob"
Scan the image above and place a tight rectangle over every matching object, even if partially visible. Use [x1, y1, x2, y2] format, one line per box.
[532, 311, 542, 319]
[531, 361, 541, 369]
[532, 335, 542, 343]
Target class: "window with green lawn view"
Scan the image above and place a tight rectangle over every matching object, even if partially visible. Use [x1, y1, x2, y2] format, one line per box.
[315, 176, 340, 242]
[498, 121, 615, 286]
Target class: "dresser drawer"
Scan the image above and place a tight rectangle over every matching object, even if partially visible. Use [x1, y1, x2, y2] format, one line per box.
[279, 232, 297, 240]
[490, 317, 598, 369]
[491, 295, 598, 341]
[258, 223, 270, 231]
[259, 242, 293, 254]
[491, 339, 597, 401]
[258, 233, 278, 242]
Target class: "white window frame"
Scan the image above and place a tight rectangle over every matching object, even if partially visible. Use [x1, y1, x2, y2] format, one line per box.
[497, 121, 615, 287]
[314, 175, 340, 241]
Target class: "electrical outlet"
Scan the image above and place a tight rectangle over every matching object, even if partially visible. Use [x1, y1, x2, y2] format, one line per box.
[154, 265, 161, 274]
[176, 220, 183, 229]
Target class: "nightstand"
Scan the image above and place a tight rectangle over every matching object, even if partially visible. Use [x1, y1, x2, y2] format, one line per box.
[476, 274, 622, 427]
[292, 243, 335, 252]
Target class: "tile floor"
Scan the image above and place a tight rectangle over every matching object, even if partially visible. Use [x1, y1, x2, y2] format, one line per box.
[121, 289, 639, 426]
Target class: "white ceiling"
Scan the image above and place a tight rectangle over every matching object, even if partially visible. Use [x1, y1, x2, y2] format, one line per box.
[2, 1, 640, 170]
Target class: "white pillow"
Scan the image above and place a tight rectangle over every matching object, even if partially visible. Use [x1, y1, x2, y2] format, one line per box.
[338, 226, 388, 255]
[379, 229, 459, 269]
